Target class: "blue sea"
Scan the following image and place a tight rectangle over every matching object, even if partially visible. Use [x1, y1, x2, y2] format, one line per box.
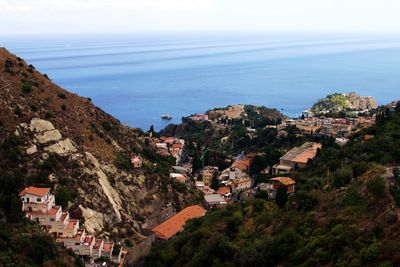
[1, 32, 400, 130]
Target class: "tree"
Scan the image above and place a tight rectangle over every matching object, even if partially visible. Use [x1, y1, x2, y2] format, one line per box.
[393, 167, 400, 184]
[275, 185, 288, 208]
[192, 150, 202, 175]
[395, 101, 400, 113]
[115, 152, 131, 171]
[55, 187, 73, 209]
[149, 125, 154, 134]
[250, 155, 267, 175]
[333, 167, 353, 188]
[366, 176, 385, 197]
[211, 172, 219, 191]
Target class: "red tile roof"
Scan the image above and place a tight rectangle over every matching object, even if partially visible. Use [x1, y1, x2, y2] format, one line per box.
[103, 242, 114, 253]
[19, 186, 50, 197]
[83, 236, 94, 246]
[66, 219, 78, 230]
[152, 205, 206, 240]
[270, 177, 296, 186]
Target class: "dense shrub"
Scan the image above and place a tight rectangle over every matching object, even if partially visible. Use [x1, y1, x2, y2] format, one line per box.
[333, 167, 353, 188]
[115, 152, 131, 171]
[343, 187, 368, 209]
[55, 187, 74, 209]
[101, 121, 113, 131]
[57, 92, 66, 99]
[275, 185, 288, 208]
[366, 176, 386, 197]
[41, 154, 58, 171]
[21, 81, 32, 94]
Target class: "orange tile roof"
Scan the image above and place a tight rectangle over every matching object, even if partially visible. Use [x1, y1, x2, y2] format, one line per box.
[364, 135, 375, 140]
[152, 205, 207, 240]
[292, 143, 322, 164]
[19, 186, 50, 197]
[172, 143, 183, 149]
[232, 159, 251, 171]
[270, 177, 296, 186]
[216, 187, 231, 195]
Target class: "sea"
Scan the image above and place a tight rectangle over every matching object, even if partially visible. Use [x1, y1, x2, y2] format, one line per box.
[1, 32, 400, 130]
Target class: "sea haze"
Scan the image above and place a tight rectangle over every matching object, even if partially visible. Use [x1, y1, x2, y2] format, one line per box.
[2, 32, 400, 130]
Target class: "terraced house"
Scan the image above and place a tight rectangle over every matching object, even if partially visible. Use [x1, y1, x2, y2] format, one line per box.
[19, 186, 122, 264]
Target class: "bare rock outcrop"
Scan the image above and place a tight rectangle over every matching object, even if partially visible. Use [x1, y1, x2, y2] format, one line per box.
[44, 138, 77, 155]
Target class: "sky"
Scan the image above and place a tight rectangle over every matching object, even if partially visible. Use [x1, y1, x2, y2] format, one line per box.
[1, 0, 400, 34]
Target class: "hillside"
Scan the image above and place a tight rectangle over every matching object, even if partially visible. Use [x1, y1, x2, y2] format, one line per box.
[162, 104, 286, 151]
[0, 47, 200, 265]
[311, 92, 377, 115]
[145, 106, 400, 266]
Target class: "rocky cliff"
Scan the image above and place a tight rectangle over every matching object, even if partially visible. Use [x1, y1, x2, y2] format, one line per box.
[311, 92, 377, 114]
[0, 47, 199, 242]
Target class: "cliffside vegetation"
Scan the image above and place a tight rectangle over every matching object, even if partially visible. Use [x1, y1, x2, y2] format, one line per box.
[0, 129, 84, 266]
[311, 92, 377, 115]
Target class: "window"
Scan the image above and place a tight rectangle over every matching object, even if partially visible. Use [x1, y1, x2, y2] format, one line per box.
[37, 198, 41, 202]
[50, 218, 55, 222]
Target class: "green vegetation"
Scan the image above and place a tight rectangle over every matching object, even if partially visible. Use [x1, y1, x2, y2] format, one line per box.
[145, 196, 397, 267]
[115, 151, 131, 171]
[275, 185, 288, 208]
[4, 58, 14, 73]
[366, 176, 386, 197]
[55, 187, 75, 209]
[312, 93, 350, 114]
[21, 80, 33, 94]
[57, 92, 67, 99]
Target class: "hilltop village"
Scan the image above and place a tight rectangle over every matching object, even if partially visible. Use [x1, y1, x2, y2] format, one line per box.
[16, 94, 385, 266]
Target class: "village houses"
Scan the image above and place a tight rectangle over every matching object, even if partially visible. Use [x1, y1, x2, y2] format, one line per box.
[19, 186, 122, 264]
[258, 177, 296, 199]
[155, 137, 186, 165]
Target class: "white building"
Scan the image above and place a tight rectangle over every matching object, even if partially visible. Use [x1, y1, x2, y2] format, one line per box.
[19, 186, 121, 263]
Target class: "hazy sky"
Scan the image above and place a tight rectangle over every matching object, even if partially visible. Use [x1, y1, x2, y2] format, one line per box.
[1, 0, 400, 34]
